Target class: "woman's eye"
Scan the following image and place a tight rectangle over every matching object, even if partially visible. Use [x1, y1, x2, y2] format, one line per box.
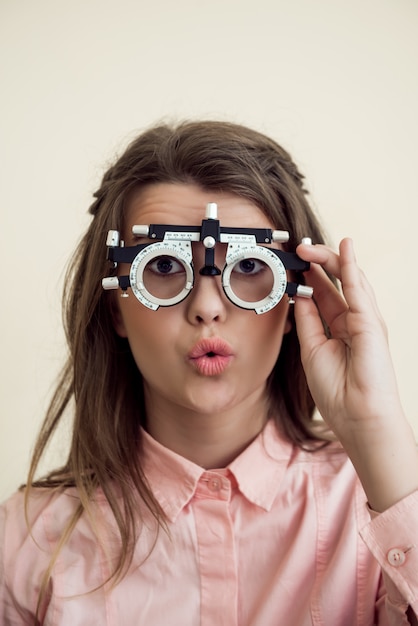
[233, 258, 266, 275]
[148, 255, 185, 276]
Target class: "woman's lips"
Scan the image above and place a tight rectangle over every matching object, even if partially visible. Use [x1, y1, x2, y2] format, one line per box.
[188, 338, 234, 376]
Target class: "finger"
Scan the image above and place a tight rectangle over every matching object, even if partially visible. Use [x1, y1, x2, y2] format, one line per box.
[297, 242, 343, 281]
[297, 244, 351, 333]
[293, 293, 329, 361]
[337, 239, 386, 327]
[299, 239, 383, 327]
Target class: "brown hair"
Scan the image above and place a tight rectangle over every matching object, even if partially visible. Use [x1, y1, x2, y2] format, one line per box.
[26, 120, 329, 610]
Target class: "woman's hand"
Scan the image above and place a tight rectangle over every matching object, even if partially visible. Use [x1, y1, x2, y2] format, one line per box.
[295, 238, 418, 511]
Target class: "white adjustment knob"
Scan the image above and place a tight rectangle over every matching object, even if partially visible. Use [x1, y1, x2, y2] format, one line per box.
[203, 236, 216, 249]
[106, 230, 120, 247]
[272, 230, 289, 243]
[296, 285, 314, 298]
[206, 203, 218, 219]
[132, 225, 150, 236]
[102, 277, 119, 290]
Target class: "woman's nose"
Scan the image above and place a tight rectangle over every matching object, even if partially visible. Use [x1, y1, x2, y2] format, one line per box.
[185, 272, 228, 325]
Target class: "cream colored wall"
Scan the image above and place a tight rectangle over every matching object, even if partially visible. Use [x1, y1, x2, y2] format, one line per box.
[1, 0, 417, 500]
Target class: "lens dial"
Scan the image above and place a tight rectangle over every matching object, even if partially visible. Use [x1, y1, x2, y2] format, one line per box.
[130, 241, 194, 309]
[223, 245, 287, 314]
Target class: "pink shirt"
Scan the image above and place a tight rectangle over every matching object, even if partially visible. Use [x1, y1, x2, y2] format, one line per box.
[1, 420, 417, 625]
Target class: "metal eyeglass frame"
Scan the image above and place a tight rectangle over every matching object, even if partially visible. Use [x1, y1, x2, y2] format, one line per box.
[102, 202, 313, 314]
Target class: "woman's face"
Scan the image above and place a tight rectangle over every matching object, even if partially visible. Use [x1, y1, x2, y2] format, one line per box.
[113, 183, 292, 422]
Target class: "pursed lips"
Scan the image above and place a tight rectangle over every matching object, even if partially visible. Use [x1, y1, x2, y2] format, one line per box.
[187, 338, 234, 376]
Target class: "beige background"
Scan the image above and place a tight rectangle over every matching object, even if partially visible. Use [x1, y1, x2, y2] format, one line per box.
[1, 0, 417, 501]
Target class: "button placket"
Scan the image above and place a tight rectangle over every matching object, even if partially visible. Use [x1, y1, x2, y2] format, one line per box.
[192, 472, 238, 625]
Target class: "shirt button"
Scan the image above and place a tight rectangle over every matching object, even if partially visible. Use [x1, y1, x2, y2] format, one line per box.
[387, 548, 406, 567]
[208, 478, 221, 491]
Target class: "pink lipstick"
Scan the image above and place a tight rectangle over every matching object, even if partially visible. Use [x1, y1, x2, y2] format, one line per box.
[188, 338, 234, 376]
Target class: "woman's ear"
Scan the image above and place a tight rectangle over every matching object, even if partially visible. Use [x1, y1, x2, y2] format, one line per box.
[284, 298, 295, 335]
[284, 314, 292, 335]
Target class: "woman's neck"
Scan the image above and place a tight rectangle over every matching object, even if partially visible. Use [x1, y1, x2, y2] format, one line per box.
[143, 388, 270, 469]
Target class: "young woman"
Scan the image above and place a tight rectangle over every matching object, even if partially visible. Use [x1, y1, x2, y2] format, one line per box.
[1, 121, 417, 625]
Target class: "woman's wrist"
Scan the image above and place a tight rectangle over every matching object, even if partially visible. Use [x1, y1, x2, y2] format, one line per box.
[340, 415, 418, 513]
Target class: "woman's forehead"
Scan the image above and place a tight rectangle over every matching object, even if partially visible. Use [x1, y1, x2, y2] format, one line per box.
[124, 182, 274, 231]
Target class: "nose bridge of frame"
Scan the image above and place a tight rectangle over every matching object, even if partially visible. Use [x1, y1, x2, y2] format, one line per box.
[198, 202, 222, 276]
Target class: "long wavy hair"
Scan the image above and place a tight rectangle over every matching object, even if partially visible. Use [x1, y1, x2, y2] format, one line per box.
[25, 120, 329, 612]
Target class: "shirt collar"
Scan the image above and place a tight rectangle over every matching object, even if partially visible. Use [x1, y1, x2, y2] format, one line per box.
[229, 420, 294, 510]
[141, 420, 294, 522]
